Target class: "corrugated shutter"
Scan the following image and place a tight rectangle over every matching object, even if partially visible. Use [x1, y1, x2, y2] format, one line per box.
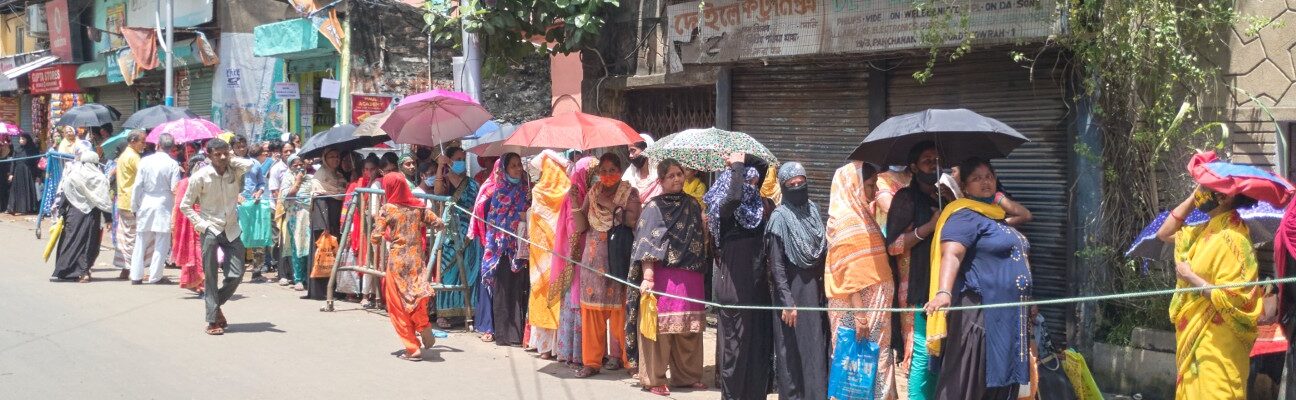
[97, 85, 137, 131]
[889, 52, 1073, 342]
[731, 63, 869, 206]
[19, 94, 31, 134]
[183, 67, 213, 119]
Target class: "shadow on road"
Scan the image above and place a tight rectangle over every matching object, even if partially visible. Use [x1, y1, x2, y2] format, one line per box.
[224, 322, 285, 334]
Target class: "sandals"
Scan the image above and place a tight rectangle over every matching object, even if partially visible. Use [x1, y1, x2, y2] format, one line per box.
[575, 367, 600, 378]
[678, 382, 708, 390]
[205, 324, 224, 335]
[216, 310, 229, 329]
[397, 353, 422, 362]
[78, 276, 91, 283]
[647, 386, 670, 396]
[480, 333, 495, 342]
[539, 352, 554, 360]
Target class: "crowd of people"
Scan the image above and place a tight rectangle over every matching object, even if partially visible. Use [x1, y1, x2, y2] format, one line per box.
[8, 123, 1290, 399]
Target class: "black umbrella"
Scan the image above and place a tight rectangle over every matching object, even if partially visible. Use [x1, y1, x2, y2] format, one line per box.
[847, 108, 1029, 166]
[121, 105, 198, 129]
[298, 124, 389, 158]
[56, 104, 121, 128]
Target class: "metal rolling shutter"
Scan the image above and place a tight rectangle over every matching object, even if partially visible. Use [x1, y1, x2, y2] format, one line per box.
[731, 63, 870, 206]
[183, 67, 214, 120]
[888, 52, 1073, 342]
[19, 94, 31, 133]
[97, 85, 136, 131]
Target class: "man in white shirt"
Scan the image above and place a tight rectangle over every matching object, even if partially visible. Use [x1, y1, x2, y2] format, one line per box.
[130, 133, 182, 284]
[622, 133, 661, 202]
[267, 142, 293, 284]
[180, 138, 255, 335]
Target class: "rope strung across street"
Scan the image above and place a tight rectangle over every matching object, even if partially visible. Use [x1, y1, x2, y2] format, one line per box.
[0, 153, 75, 163]
[439, 202, 1295, 313]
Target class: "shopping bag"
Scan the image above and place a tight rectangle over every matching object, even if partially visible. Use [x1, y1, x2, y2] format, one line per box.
[1061, 349, 1103, 400]
[43, 217, 64, 262]
[311, 233, 338, 278]
[639, 292, 658, 341]
[828, 325, 879, 400]
[237, 200, 273, 248]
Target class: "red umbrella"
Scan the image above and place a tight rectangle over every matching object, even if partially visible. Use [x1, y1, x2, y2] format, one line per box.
[503, 112, 640, 150]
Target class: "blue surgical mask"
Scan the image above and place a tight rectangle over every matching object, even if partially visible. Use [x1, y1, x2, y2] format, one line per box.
[451, 160, 466, 175]
[506, 175, 521, 184]
[424, 177, 436, 187]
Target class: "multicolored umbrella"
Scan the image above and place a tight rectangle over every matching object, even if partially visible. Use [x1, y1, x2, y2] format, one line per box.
[504, 112, 640, 151]
[1126, 201, 1285, 263]
[147, 118, 221, 144]
[381, 89, 492, 147]
[644, 127, 778, 172]
[0, 122, 21, 136]
[1190, 151, 1295, 206]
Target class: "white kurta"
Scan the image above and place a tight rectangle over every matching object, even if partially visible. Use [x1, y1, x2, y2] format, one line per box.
[131, 152, 182, 233]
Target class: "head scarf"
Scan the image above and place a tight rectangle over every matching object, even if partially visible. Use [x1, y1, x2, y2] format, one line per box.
[380, 171, 423, 208]
[760, 163, 782, 204]
[824, 161, 891, 299]
[526, 151, 572, 323]
[766, 162, 826, 269]
[683, 176, 707, 207]
[479, 153, 530, 281]
[60, 151, 112, 214]
[311, 149, 349, 195]
[703, 165, 763, 241]
[12, 134, 36, 157]
[548, 156, 596, 304]
[633, 192, 708, 272]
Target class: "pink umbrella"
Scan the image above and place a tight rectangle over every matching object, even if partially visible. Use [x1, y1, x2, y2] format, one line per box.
[381, 89, 493, 147]
[0, 122, 21, 136]
[147, 118, 222, 144]
[504, 112, 640, 150]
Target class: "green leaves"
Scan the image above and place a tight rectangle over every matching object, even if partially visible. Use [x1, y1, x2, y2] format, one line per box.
[422, 0, 618, 69]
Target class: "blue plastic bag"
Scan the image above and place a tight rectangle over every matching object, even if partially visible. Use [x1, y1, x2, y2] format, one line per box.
[828, 325, 880, 400]
[238, 200, 273, 248]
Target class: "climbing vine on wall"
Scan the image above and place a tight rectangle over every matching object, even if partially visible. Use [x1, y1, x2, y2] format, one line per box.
[424, 0, 620, 71]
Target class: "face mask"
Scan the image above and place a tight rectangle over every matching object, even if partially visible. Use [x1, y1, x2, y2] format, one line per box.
[424, 177, 436, 187]
[451, 160, 467, 175]
[631, 155, 647, 169]
[915, 170, 939, 185]
[600, 173, 620, 187]
[784, 186, 809, 206]
[506, 175, 521, 184]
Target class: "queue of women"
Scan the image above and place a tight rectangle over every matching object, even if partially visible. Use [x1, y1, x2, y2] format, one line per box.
[13, 115, 1292, 399]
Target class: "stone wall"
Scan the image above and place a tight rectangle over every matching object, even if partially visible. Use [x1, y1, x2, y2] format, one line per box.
[349, 0, 432, 96]
[1206, 0, 1296, 168]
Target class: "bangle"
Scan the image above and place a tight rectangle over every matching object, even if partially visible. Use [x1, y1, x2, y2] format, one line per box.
[912, 230, 925, 241]
[1168, 211, 1186, 222]
[935, 290, 952, 299]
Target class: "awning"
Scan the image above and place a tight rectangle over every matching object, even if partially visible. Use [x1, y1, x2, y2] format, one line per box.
[4, 55, 58, 80]
[253, 18, 336, 60]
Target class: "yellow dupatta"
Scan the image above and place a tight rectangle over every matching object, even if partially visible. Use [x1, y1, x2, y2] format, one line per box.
[825, 162, 891, 299]
[1169, 211, 1260, 398]
[760, 164, 782, 204]
[527, 153, 571, 330]
[683, 177, 707, 207]
[925, 198, 1005, 356]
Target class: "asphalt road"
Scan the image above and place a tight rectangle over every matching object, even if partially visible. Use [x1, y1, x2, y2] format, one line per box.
[0, 215, 721, 399]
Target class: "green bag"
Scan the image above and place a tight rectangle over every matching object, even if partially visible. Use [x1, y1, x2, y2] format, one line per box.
[238, 200, 273, 248]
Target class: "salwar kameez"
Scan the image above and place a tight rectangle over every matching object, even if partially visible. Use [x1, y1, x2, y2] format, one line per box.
[579, 231, 626, 367]
[171, 179, 203, 290]
[829, 285, 897, 399]
[371, 199, 440, 355]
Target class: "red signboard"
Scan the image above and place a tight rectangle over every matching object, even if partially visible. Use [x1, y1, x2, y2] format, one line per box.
[29, 65, 81, 94]
[351, 94, 393, 124]
[45, 0, 73, 61]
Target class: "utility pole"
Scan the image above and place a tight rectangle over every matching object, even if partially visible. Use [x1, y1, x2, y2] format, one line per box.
[162, 0, 174, 106]
[460, 1, 481, 102]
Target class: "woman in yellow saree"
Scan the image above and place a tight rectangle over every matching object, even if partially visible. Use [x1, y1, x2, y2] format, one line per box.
[1157, 185, 1262, 399]
[527, 150, 572, 360]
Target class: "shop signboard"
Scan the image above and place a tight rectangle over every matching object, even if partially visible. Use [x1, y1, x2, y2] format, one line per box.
[666, 0, 1059, 64]
[0, 57, 15, 92]
[45, 0, 74, 61]
[275, 82, 300, 99]
[127, 0, 213, 28]
[29, 65, 81, 94]
[0, 96, 19, 123]
[351, 94, 392, 124]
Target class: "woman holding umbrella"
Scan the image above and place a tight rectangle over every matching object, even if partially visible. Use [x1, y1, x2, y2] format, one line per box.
[432, 146, 481, 329]
[7, 133, 39, 215]
[1153, 152, 1289, 398]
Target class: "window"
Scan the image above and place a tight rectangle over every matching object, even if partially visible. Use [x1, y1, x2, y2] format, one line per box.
[14, 27, 23, 53]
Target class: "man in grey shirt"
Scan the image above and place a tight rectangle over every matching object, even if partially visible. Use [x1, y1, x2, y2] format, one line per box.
[180, 138, 255, 335]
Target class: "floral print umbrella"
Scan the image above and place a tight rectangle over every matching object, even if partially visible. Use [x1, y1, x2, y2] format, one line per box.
[644, 127, 778, 172]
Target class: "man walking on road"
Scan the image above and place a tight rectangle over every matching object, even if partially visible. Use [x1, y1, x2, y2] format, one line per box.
[130, 133, 182, 284]
[113, 131, 146, 279]
[180, 138, 255, 335]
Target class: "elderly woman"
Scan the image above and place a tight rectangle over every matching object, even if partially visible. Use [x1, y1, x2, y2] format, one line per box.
[631, 158, 709, 396]
[1156, 152, 1274, 399]
[471, 152, 531, 346]
[551, 156, 595, 368]
[824, 161, 895, 399]
[768, 162, 829, 400]
[372, 171, 445, 361]
[575, 152, 640, 378]
[51, 151, 113, 282]
[924, 157, 1034, 399]
[305, 148, 349, 300]
[707, 152, 775, 398]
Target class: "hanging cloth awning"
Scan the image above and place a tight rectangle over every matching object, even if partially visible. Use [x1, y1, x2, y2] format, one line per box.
[4, 55, 58, 80]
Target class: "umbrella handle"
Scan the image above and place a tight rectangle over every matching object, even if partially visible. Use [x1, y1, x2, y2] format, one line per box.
[551, 94, 578, 109]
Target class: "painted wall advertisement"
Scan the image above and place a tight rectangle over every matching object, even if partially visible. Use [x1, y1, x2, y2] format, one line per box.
[666, 0, 1059, 65]
[351, 95, 392, 124]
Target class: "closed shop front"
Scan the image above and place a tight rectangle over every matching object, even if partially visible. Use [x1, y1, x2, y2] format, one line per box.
[887, 52, 1073, 339]
[731, 63, 870, 206]
[624, 86, 716, 138]
[177, 67, 214, 119]
[96, 85, 136, 129]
